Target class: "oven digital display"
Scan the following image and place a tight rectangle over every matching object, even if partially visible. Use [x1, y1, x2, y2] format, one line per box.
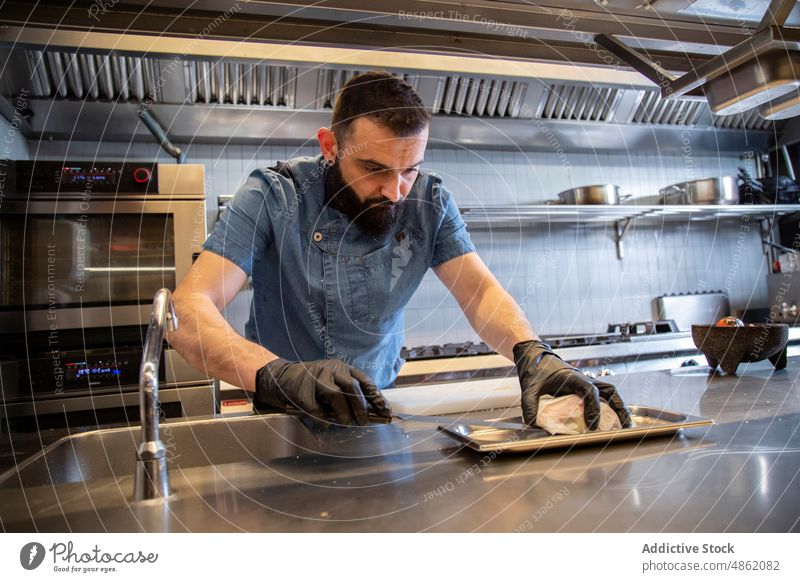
[66, 360, 127, 386]
[61, 166, 117, 186]
[16, 347, 148, 396]
[73, 365, 122, 378]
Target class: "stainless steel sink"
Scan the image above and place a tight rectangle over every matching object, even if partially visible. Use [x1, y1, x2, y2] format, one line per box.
[0, 414, 324, 489]
[0, 412, 445, 532]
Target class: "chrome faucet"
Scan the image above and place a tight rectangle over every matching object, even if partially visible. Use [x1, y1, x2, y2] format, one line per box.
[134, 288, 178, 501]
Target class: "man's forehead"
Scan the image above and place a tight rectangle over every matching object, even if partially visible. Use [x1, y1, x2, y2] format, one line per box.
[346, 117, 428, 149]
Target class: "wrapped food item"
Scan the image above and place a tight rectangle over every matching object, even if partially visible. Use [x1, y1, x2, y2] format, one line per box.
[536, 394, 623, 435]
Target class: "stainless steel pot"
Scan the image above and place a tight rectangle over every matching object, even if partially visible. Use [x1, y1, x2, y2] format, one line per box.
[659, 176, 739, 205]
[550, 184, 630, 205]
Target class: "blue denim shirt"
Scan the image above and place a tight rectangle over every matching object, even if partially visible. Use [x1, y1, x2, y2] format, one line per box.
[202, 154, 475, 389]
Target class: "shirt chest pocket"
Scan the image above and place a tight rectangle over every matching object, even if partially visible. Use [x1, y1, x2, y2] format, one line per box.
[364, 228, 428, 322]
[312, 226, 426, 330]
[334, 254, 373, 326]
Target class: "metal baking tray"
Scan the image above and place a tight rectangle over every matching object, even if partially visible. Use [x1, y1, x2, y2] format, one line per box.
[437, 405, 714, 453]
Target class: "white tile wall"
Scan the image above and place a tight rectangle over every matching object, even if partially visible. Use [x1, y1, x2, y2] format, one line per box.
[31, 139, 766, 345]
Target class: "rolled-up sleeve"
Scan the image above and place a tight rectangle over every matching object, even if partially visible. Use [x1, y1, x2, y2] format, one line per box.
[430, 178, 476, 268]
[202, 171, 275, 275]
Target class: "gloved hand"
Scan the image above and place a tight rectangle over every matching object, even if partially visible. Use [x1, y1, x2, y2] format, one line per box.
[255, 358, 392, 427]
[513, 339, 632, 430]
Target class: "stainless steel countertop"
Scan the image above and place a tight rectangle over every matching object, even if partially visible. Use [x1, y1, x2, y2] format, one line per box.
[2, 359, 800, 532]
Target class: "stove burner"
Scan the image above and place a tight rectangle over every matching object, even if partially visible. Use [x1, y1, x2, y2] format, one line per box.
[607, 320, 679, 336]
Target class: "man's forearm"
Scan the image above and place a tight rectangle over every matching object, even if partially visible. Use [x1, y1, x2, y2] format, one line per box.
[463, 283, 538, 361]
[167, 292, 276, 391]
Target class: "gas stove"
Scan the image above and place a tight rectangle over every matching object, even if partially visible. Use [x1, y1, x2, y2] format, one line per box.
[400, 320, 680, 361]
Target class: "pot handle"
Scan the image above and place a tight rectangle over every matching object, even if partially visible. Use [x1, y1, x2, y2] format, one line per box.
[661, 184, 685, 195]
[660, 184, 687, 203]
[619, 194, 633, 201]
[545, 198, 563, 205]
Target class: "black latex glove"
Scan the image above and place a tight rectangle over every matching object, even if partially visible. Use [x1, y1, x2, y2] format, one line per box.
[513, 339, 632, 430]
[255, 358, 392, 427]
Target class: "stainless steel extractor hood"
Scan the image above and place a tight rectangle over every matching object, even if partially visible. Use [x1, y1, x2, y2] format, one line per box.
[0, 3, 779, 152]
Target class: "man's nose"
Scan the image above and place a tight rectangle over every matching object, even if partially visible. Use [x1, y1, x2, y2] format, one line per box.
[380, 173, 403, 203]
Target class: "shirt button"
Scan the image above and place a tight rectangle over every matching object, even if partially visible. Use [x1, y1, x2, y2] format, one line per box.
[312, 231, 323, 242]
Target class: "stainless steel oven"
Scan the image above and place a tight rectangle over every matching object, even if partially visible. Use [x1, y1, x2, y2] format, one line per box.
[0, 161, 213, 431]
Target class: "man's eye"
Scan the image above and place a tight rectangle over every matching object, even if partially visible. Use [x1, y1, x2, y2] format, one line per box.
[404, 168, 419, 176]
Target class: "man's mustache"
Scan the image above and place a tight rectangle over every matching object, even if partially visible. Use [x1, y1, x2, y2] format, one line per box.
[365, 198, 398, 209]
[327, 188, 391, 204]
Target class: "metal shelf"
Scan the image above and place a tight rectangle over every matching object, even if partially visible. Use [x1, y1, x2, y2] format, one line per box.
[459, 204, 800, 259]
[460, 204, 800, 223]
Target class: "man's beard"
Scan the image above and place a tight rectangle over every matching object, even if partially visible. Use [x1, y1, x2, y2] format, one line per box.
[324, 159, 404, 237]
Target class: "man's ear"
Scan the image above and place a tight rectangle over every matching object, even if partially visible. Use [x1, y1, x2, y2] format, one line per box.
[317, 127, 338, 164]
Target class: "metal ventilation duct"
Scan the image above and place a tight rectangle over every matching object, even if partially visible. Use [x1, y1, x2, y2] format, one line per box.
[431, 76, 528, 118]
[713, 109, 775, 130]
[536, 84, 623, 122]
[760, 89, 800, 120]
[0, 30, 773, 153]
[183, 60, 298, 107]
[595, 8, 800, 121]
[25, 49, 160, 102]
[631, 91, 706, 126]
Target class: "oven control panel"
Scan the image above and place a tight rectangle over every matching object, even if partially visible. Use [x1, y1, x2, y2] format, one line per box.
[9, 161, 159, 194]
[2, 346, 162, 398]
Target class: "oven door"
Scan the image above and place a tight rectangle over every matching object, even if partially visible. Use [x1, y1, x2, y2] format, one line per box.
[0, 197, 206, 332]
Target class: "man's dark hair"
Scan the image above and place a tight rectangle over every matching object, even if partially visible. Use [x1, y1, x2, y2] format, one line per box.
[331, 71, 430, 142]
